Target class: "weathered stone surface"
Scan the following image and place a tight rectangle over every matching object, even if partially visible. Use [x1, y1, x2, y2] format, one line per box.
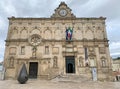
[3, 2, 112, 81]
[17, 64, 28, 84]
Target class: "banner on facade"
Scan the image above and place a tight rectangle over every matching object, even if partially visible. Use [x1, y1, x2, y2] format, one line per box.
[66, 27, 73, 41]
[92, 67, 97, 81]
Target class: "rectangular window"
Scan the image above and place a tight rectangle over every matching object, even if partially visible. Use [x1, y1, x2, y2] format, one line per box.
[45, 46, 49, 54]
[84, 47, 88, 66]
[21, 46, 25, 55]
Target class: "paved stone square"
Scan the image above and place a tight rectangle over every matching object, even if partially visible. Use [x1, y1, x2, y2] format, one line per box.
[0, 79, 120, 89]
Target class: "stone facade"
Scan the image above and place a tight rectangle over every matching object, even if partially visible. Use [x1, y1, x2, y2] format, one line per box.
[4, 2, 112, 81]
[112, 58, 120, 72]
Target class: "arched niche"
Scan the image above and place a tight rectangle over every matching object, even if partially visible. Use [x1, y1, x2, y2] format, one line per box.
[54, 30, 62, 40]
[96, 30, 104, 39]
[85, 29, 94, 40]
[31, 29, 41, 35]
[44, 30, 52, 39]
[74, 30, 83, 40]
[78, 57, 84, 67]
[100, 56, 107, 67]
[11, 27, 18, 39]
[20, 29, 28, 39]
[89, 58, 96, 67]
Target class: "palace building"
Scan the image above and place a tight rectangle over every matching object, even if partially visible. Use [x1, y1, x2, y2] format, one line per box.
[4, 2, 112, 81]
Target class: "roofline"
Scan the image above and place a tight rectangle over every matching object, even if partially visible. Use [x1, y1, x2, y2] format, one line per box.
[8, 16, 106, 20]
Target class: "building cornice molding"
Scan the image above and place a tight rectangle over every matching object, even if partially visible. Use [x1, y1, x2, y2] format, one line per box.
[8, 16, 106, 21]
[5, 39, 28, 42]
[5, 38, 109, 43]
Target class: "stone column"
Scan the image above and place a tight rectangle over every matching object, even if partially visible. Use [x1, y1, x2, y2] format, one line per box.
[63, 56, 66, 75]
[75, 56, 79, 75]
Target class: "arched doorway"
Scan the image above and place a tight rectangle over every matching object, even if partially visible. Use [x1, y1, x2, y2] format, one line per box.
[66, 56, 75, 73]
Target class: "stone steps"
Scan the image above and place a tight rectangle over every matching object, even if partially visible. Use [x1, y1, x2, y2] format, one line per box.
[51, 74, 91, 82]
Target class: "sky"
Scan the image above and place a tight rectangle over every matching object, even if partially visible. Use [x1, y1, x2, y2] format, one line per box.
[0, 0, 120, 62]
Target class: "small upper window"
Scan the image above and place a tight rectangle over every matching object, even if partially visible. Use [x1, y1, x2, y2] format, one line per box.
[21, 46, 25, 55]
[45, 46, 49, 54]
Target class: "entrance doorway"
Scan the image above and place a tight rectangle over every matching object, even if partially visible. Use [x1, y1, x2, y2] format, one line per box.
[29, 62, 38, 78]
[66, 56, 75, 73]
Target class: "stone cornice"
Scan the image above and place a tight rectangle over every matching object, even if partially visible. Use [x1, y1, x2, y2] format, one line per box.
[5, 38, 109, 43]
[8, 16, 106, 20]
[5, 39, 28, 42]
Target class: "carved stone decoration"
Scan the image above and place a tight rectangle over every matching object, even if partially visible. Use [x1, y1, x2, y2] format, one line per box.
[32, 46, 37, 57]
[89, 47, 94, 54]
[79, 57, 84, 67]
[29, 34, 41, 46]
[99, 47, 106, 54]
[53, 56, 58, 68]
[78, 47, 84, 54]
[17, 63, 28, 84]
[52, 47, 59, 54]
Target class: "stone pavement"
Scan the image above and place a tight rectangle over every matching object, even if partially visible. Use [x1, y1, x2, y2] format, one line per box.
[0, 79, 120, 89]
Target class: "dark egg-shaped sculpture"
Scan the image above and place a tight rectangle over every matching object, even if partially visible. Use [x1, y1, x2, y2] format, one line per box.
[17, 63, 28, 84]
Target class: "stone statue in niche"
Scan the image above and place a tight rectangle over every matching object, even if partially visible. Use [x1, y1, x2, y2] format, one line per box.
[32, 46, 37, 57]
[17, 63, 28, 84]
[53, 57, 58, 68]
[79, 59, 83, 67]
